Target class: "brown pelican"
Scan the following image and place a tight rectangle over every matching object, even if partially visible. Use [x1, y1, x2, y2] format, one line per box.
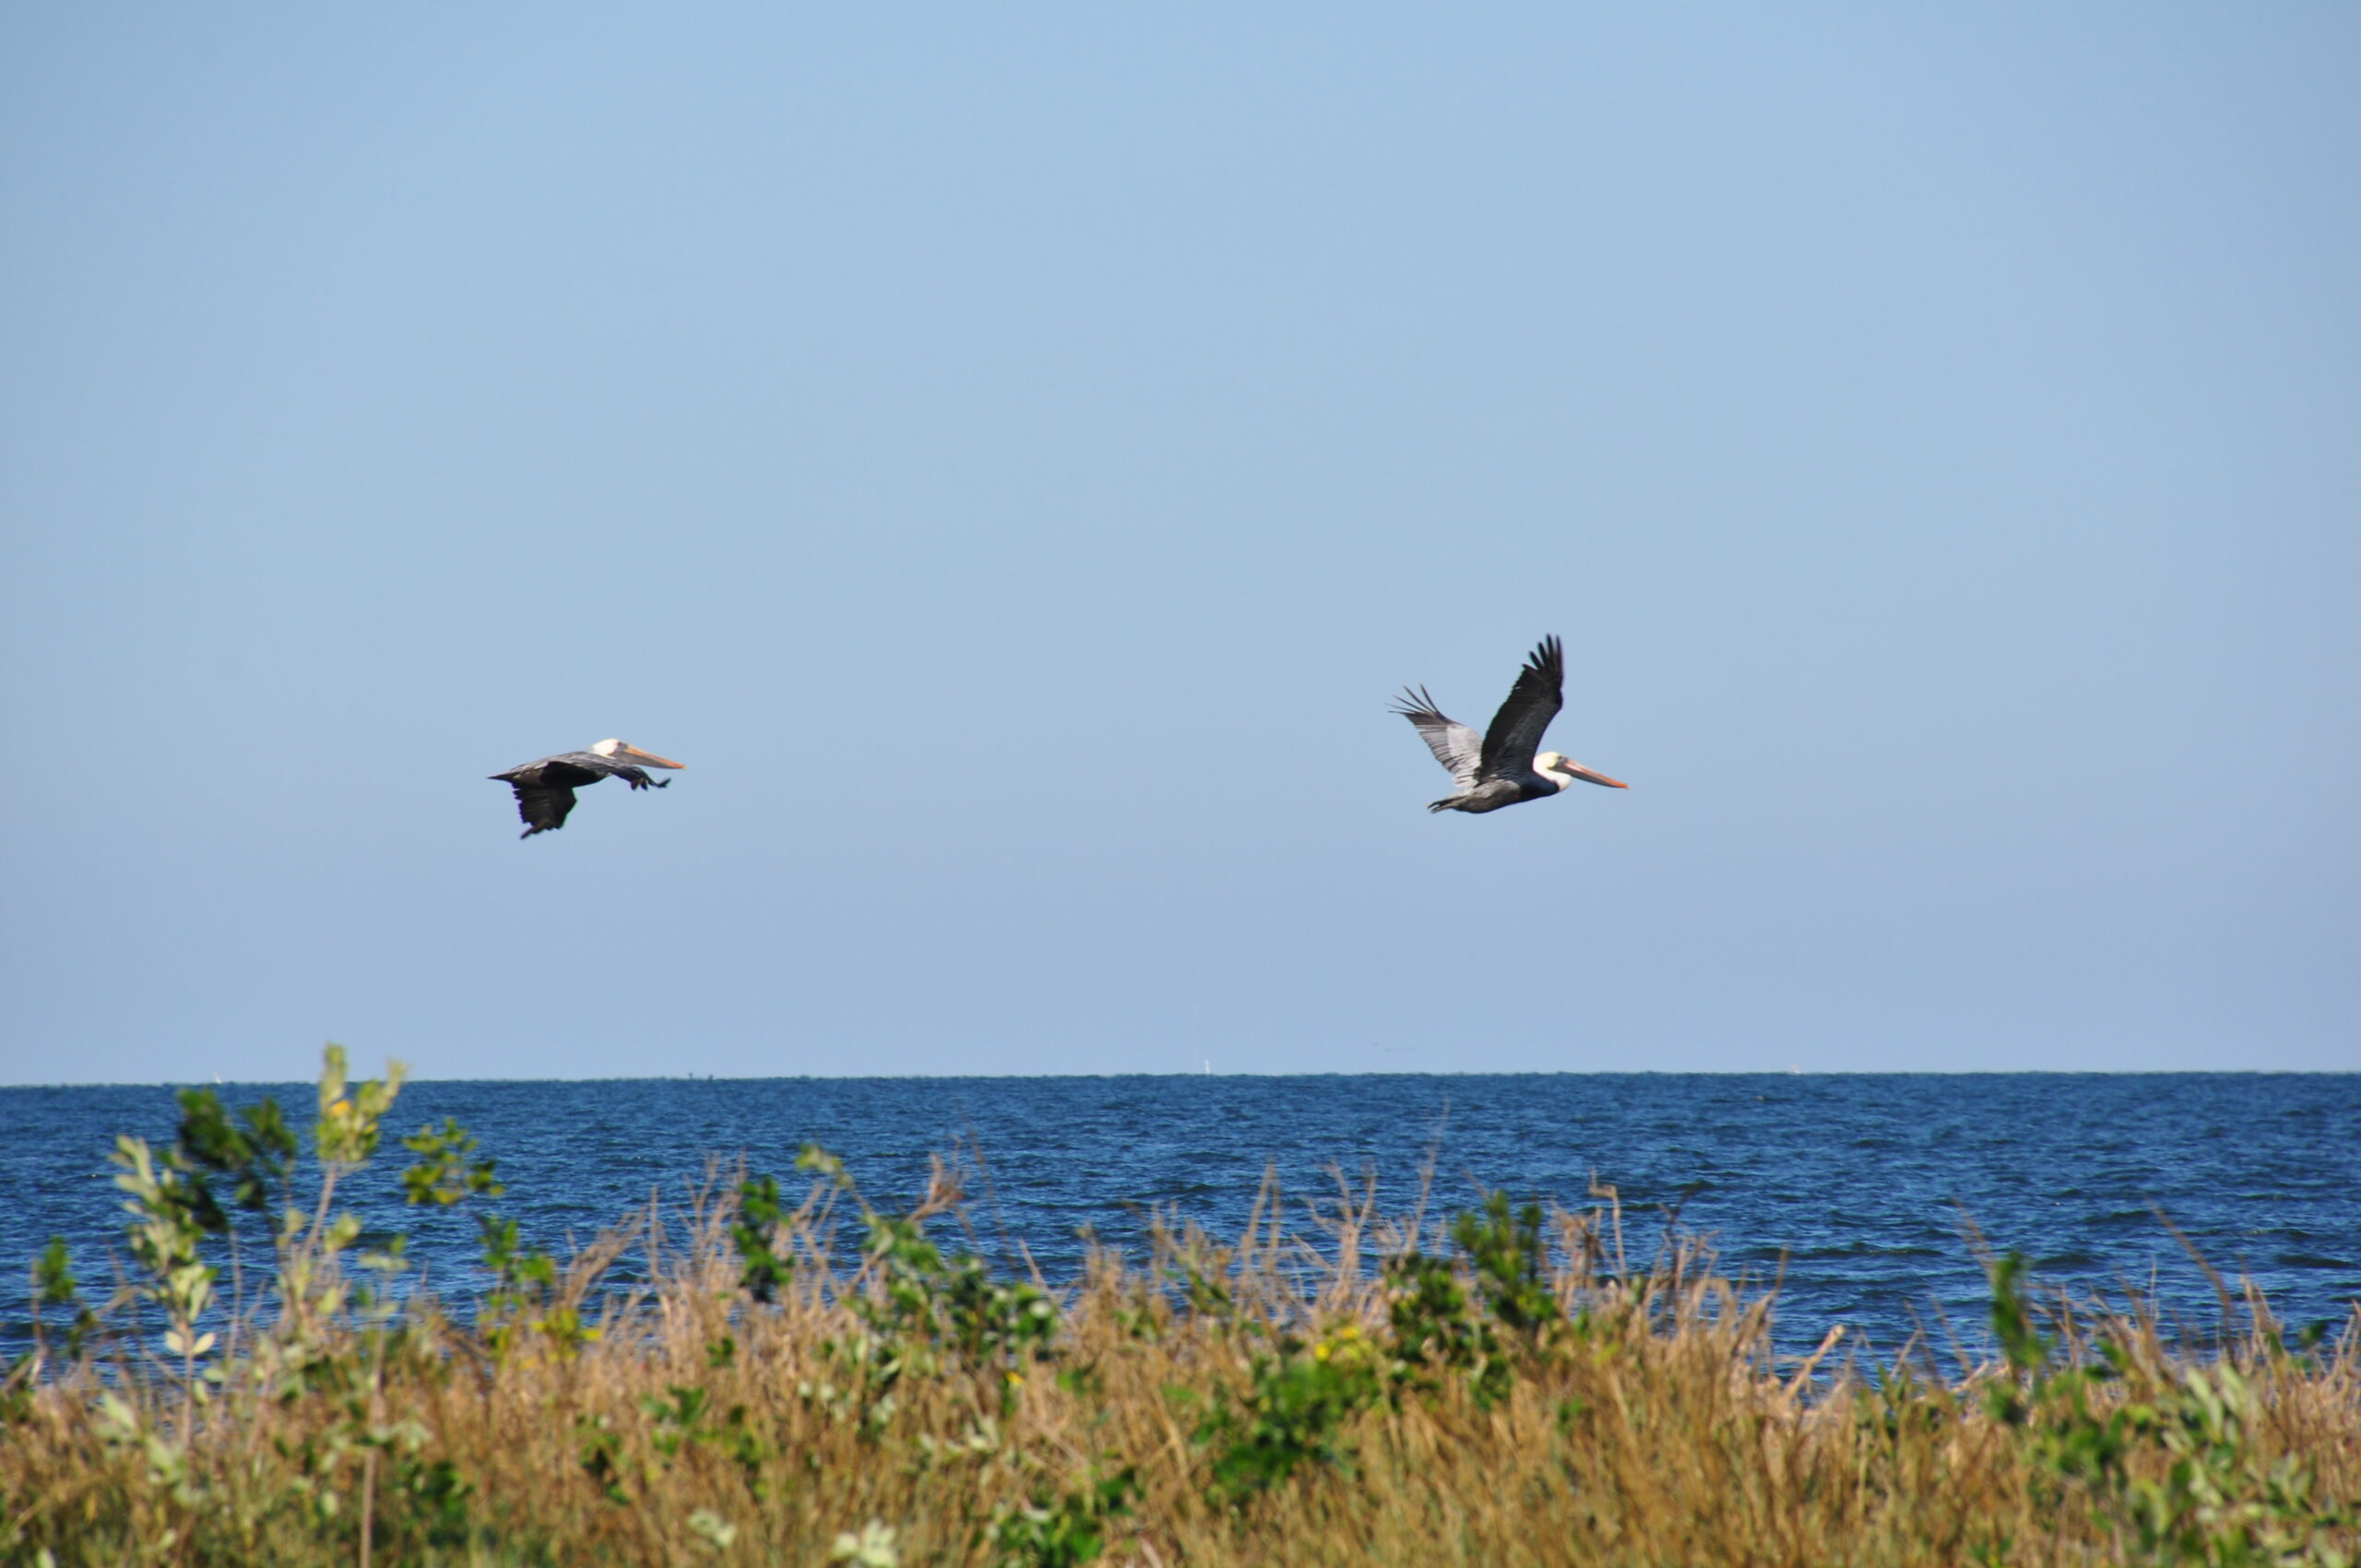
[489, 740, 685, 838]
[1392, 636, 1628, 814]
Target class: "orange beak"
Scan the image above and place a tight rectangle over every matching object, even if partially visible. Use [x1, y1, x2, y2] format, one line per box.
[620, 745, 686, 770]
[1569, 764, 1628, 790]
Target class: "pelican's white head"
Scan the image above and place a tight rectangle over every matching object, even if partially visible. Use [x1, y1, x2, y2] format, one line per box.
[1536, 751, 1628, 791]
[590, 739, 687, 769]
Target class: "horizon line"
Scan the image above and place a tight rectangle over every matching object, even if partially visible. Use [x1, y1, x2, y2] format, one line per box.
[3, 1067, 2354, 1090]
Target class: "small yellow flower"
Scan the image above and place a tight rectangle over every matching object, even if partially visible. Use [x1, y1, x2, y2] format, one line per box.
[328, 1099, 351, 1117]
[1314, 1343, 1331, 1361]
[1005, 1371, 1024, 1386]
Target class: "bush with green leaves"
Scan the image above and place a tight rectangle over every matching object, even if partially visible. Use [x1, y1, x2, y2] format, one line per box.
[1385, 1248, 1510, 1407]
[1450, 1189, 1560, 1338]
[982, 1467, 1138, 1568]
[1984, 1250, 2355, 1567]
[1192, 1322, 1388, 1506]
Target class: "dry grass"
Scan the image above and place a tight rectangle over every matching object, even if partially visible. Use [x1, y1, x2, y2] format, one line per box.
[4, 1072, 2357, 1567]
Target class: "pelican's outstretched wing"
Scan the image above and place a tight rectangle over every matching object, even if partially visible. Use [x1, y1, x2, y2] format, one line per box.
[1390, 686, 1482, 788]
[491, 754, 604, 838]
[1477, 635, 1564, 779]
[511, 785, 577, 837]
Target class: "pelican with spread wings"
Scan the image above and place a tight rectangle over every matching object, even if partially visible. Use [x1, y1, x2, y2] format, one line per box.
[489, 739, 685, 838]
[1392, 636, 1628, 814]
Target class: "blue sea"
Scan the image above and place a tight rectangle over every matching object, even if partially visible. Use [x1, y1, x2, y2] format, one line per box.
[4, 1075, 2355, 1360]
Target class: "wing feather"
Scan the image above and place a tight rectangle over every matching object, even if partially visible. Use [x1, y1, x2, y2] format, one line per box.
[512, 785, 577, 837]
[1391, 686, 1483, 787]
[1477, 635, 1564, 779]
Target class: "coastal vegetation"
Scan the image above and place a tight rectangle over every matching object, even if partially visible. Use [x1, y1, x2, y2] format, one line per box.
[4, 1050, 2356, 1566]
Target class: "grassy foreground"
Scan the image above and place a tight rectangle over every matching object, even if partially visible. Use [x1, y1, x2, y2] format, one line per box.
[4, 1051, 2356, 1567]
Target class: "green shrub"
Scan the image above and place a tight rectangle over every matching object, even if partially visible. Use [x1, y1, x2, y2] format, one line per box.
[1193, 1324, 1387, 1505]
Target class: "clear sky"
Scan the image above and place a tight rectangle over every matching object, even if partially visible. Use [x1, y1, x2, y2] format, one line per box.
[3, 5, 2355, 1083]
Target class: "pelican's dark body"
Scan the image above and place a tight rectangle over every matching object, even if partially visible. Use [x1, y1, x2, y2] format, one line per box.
[491, 745, 677, 837]
[1432, 771, 1561, 814]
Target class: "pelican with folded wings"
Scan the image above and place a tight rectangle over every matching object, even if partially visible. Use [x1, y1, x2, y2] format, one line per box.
[1392, 636, 1628, 814]
[490, 739, 685, 838]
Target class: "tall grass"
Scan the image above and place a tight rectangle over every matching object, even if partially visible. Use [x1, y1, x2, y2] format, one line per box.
[4, 1049, 2355, 1566]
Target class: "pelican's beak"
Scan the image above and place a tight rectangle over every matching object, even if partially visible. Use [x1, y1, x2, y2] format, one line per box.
[1568, 763, 1628, 790]
[620, 745, 686, 769]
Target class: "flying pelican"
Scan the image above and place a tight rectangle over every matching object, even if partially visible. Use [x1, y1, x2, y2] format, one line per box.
[1392, 635, 1628, 814]
[489, 740, 685, 838]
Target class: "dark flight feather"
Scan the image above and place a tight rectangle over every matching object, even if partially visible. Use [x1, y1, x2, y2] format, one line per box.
[511, 785, 578, 837]
[1476, 635, 1564, 780]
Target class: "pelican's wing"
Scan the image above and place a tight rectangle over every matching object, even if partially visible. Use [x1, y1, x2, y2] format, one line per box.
[490, 754, 604, 837]
[511, 784, 577, 837]
[492, 753, 606, 784]
[547, 751, 628, 780]
[1391, 687, 1483, 788]
[1477, 635, 1564, 778]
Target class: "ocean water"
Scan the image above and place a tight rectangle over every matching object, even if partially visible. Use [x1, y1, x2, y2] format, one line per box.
[3, 1074, 2355, 1360]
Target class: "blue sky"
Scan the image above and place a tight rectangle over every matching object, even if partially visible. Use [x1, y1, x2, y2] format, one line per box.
[3, 5, 2355, 1082]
